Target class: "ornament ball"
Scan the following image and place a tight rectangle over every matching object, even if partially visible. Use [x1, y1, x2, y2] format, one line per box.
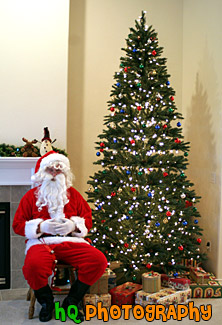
[178, 245, 184, 251]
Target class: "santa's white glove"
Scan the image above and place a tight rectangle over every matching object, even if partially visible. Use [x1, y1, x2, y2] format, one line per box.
[40, 219, 60, 235]
[55, 218, 75, 236]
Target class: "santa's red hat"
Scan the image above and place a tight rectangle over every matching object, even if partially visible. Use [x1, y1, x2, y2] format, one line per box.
[34, 150, 70, 173]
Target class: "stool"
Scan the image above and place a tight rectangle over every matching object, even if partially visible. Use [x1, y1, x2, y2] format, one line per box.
[26, 263, 76, 319]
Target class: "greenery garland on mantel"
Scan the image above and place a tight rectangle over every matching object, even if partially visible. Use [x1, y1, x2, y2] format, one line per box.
[0, 143, 67, 157]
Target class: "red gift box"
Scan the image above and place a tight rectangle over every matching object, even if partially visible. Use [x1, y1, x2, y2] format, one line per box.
[109, 282, 142, 306]
[161, 274, 190, 290]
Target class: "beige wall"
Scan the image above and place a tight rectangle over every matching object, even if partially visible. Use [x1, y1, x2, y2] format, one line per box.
[68, 0, 183, 193]
[0, 0, 69, 149]
[182, 0, 222, 277]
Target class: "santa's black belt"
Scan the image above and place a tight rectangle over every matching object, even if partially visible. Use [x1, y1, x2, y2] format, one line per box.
[39, 234, 71, 238]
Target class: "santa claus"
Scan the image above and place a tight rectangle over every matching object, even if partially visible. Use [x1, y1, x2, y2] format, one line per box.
[12, 151, 107, 322]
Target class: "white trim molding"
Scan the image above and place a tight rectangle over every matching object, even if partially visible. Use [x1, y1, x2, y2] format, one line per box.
[0, 157, 38, 185]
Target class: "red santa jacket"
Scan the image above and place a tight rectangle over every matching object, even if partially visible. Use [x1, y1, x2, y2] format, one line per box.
[12, 187, 93, 253]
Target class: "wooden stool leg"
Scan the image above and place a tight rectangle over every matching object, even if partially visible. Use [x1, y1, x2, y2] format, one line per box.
[68, 267, 76, 285]
[28, 288, 36, 319]
[26, 287, 31, 301]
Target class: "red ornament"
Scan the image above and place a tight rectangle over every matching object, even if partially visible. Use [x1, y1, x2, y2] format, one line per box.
[100, 148, 104, 152]
[124, 243, 129, 248]
[100, 142, 105, 147]
[163, 124, 167, 129]
[137, 106, 142, 111]
[197, 238, 202, 244]
[163, 172, 168, 177]
[105, 250, 108, 254]
[130, 139, 135, 144]
[175, 138, 181, 144]
[111, 192, 116, 197]
[110, 107, 115, 112]
[101, 219, 106, 223]
[131, 187, 136, 192]
[146, 263, 152, 269]
[152, 50, 157, 56]
[185, 200, 193, 208]
[124, 67, 128, 72]
[178, 245, 184, 251]
[170, 96, 174, 101]
[166, 211, 172, 217]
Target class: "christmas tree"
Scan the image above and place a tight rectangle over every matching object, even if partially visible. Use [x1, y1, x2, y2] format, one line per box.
[87, 11, 206, 283]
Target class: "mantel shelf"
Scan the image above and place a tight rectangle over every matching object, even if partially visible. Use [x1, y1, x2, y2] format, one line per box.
[0, 157, 38, 186]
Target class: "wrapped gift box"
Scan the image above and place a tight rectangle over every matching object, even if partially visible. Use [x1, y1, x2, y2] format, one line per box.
[190, 279, 222, 298]
[89, 270, 109, 294]
[106, 268, 116, 290]
[109, 282, 142, 306]
[148, 288, 191, 307]
[161, 274, 190, 290]
[190, 267, 211, 284]
[135, 288, 191, 307]
[142, 272, 161, 293]
[179, 258, 199, 268]
[135, 290, 153, 306]
[108, 261, 122, 270]
[83, 293, 111, 307]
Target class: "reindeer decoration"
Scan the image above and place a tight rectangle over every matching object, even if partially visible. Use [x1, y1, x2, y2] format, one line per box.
[21, 138, 38, 157]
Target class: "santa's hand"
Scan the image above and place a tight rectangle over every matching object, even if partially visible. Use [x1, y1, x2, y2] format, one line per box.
[40, 219, 59, 235]
[55, 218, 75, 236]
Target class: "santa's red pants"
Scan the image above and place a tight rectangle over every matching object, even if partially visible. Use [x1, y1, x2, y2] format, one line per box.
[23, 242, 107, 290]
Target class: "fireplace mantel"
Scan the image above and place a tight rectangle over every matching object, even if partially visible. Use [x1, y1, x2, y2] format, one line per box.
[0, 157, 38, 185]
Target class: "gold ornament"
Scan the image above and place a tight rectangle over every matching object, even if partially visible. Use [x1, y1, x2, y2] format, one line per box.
[132, 244, 136, 250]
[109, 122, 116, 129]
[163, 218, 168, 224]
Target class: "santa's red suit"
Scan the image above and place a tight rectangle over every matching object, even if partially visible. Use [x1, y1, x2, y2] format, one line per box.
[12, 153, 107, 291]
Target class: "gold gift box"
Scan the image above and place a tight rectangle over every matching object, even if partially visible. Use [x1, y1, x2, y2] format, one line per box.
[142, 272, 161, 293]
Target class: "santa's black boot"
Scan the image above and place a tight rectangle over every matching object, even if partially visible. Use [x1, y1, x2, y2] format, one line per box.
[34, 285, 54, 322]
[62, 279, 90, 322]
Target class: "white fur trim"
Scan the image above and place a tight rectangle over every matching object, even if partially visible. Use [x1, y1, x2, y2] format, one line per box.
[25, 218, 43, 239]
[70, 216, 88, 237]
[25, 237, 89, 254]
[40, 153, 70, 170]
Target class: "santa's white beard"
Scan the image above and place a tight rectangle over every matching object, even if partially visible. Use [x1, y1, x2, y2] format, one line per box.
[35, 172, 69, 220]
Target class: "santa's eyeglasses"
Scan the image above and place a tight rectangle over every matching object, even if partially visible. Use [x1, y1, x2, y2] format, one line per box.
[46, 161, 67, 172]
